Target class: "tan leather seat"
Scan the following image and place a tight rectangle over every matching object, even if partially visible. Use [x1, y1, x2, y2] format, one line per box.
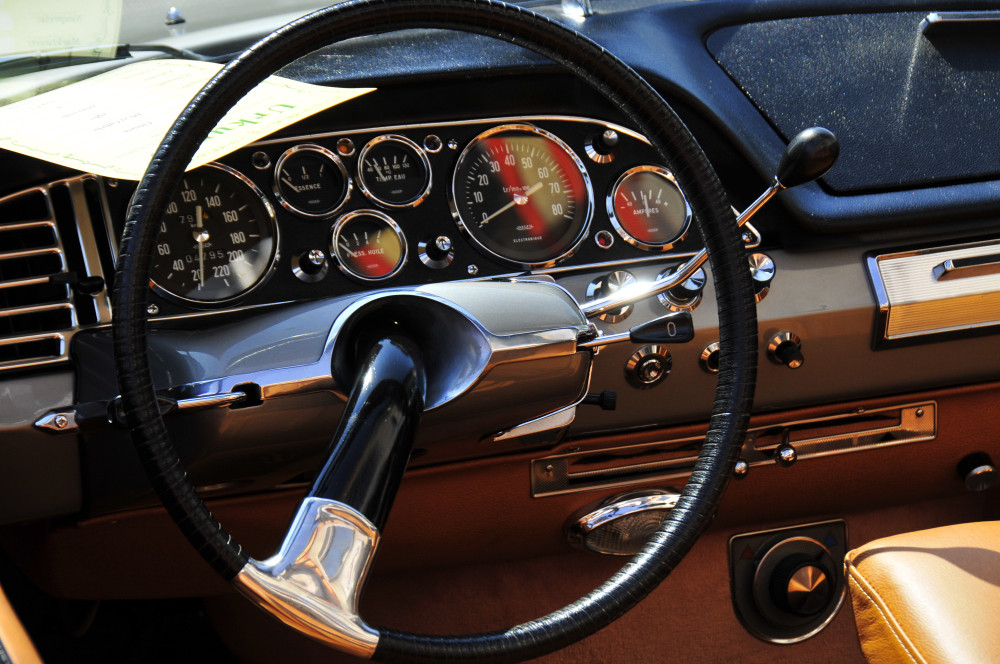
[845, 521, 1000, 664]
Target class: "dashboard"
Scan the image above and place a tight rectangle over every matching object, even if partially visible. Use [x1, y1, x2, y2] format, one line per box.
[2, 1, 1000, 660]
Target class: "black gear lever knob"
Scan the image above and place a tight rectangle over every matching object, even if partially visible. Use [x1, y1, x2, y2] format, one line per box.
[775, 127, 839, 188]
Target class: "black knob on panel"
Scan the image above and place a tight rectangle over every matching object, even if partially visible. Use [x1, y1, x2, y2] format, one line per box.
[769, 554, 832, 617]
[583, 391, 618, 411]
[958, 452, 998, 492]
[768, 332, 804, 369]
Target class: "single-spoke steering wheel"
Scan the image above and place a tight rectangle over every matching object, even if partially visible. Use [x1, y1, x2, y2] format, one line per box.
[112, 1, 757, 662]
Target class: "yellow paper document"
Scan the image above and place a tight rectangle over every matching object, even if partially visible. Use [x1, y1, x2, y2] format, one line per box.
[0, 59, 374, 179]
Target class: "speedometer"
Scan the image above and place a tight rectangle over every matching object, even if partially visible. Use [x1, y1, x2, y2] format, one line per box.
[450, 124, 593, 268]
[150, 164, 277, 304]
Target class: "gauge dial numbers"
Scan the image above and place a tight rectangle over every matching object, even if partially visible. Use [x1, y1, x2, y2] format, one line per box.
[357, 135, 432, 208]
[450, 124, 593, 268]
[150, 164, 278, 304]
[330, 210, 408, 282]
[607, 166, 691, 251]
[273, 144, 351, 218]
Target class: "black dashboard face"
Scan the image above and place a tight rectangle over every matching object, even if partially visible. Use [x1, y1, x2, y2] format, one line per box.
[104, 115, 701, 316]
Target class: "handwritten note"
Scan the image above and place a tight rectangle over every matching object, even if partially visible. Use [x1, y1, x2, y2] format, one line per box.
[0, 59, 374, 179]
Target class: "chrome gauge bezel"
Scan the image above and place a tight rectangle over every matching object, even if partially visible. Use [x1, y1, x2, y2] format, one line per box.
[449, 123, 595, 270]
[607, 165, 692, 252]
[149, 162, 279, 307]
[329, 209, 409, 283]
[356, 134, 433, 209]
[272, 144, 352, 219]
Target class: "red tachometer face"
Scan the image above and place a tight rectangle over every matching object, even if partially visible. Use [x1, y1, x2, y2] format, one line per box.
[608, 166, 690, 251]
[330, 210, 407, 281]
[450, 125, 593, 267]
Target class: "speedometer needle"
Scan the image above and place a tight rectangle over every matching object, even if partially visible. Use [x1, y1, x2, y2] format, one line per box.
[196, 205, 205, 289]
[478, 181, 543, 227]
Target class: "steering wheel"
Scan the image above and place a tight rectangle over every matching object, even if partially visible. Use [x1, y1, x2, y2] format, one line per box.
[112, 0, 757, 661]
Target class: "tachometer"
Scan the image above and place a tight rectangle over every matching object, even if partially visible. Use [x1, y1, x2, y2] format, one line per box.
[450, 124, 593, 268]
[150, 164, 277, 304]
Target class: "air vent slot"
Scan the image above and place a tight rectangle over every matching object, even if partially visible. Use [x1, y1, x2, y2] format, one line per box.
[0, 176, 111, 372]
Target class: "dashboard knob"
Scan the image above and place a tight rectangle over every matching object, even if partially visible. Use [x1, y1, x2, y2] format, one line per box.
[418, 235, 455, 269]
[774, 442, 797, 467]
[768, 331, 804, 369]
[587, 270, 637, 323]
[625, 345, 671, 388]
[657, 265, 705, 311]
[958, 452, 998, 492]
[769, 554, 832, 617]
[291, 249, 328, 283]
[748, 252, 775, 302]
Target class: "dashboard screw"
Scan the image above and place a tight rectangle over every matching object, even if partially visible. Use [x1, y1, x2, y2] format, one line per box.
[147, 304, 159, 315]
[54, 415, 68, 429]
[307, 249, 325, 267]
[447, 139, 459, 150]
[434, 236, 453, 253]
[467, 264, 479, 276]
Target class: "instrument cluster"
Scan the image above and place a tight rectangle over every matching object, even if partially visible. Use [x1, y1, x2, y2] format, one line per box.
[106, 115, 704, 314]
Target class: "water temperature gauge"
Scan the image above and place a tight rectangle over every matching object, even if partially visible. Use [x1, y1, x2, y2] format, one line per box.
[273, 144, 350, 218]
[357, 135, 432, 208]
[330, 210, 408, 281]
[607, 166, 691, 251]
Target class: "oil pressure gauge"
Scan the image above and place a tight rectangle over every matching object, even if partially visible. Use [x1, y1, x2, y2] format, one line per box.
[607, 166, 691, 251]
[273, 144, 350, 218]
[330, 210, 407, 281]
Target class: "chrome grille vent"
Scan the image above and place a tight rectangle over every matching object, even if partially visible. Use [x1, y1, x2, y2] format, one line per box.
[0, 176, 111, 371]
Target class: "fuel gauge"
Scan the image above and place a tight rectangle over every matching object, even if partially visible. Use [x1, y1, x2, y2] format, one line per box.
[607, 166, 691, 251]
[273, 145, 350, 218]
[358, 135, 432, 208]
[330, 210, 407, 281]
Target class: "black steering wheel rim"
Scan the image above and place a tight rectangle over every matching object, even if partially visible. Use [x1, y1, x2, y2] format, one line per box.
[112, 1, 757, 661]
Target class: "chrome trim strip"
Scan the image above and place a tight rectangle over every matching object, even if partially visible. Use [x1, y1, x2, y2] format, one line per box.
[574, 490, 680, 534]
[0, 247, 61, 261]
[532, 401, 937, 497]
[0, 303, 74, 319]
[248, 115, 651, 150]
[0, 220, 56, 233]
[176, 391, 246, 411]
[65, 177, 113, 322]
[234, 498, 379, 658]
[0, 276, 53, 290]
[494, 404, 577, 441]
